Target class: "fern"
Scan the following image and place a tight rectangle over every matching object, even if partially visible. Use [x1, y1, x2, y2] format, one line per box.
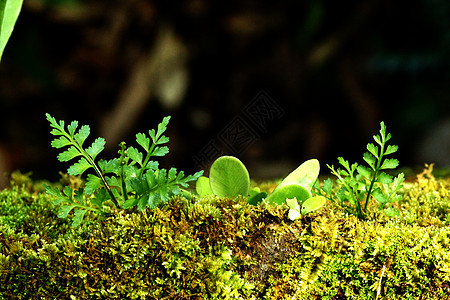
[44, 113, 203, 226]
[314, 122, 405, 219]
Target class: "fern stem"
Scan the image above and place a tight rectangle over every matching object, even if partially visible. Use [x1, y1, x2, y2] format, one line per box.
[138, 143, 156, 179]
[74, 140, 119, 208]
[119, 142, 128, 201]
[363, 133, 386, 213]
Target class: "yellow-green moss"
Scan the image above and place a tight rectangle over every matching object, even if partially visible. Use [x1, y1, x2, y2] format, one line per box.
[1, 168, 450, 299]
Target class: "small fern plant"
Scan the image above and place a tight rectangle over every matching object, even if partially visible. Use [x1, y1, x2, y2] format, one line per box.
[313, 122, 404, 219]
[44, 113, 203, 226]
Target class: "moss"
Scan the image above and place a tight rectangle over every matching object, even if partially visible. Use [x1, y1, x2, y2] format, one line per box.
[0, 168, 450, 299]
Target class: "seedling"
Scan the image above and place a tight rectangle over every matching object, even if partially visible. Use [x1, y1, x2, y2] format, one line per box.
[44, 113, 203, 226]
[314, 121, 405, 219]
[197, 157, 326, 220]
[196, 156, 267, 204]
[286, 196, 326, 220]
[265, 159, 326, 220]
[209, 155, 250, 197]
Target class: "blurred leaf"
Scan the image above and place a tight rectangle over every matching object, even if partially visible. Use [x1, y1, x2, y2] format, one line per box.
[196, 176, 212, 196]
[301, 196, 326, 215]
[381, 158, 399, 170]
[0, 0, 23, 62]
[72, 209, 87, 227]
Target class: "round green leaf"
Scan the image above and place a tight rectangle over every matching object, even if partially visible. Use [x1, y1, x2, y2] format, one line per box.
[265, 184, 311, 205]
[275, 159, 320, 192]
[209, 156, 250, 197]
[196, 176, 213, 196]
[300, 196, 326, 215]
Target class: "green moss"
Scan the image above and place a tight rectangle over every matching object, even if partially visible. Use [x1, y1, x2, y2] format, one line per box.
[1, 168, 450, 299]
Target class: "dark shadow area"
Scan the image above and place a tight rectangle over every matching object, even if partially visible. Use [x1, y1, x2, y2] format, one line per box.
[0, 0, 449, 185]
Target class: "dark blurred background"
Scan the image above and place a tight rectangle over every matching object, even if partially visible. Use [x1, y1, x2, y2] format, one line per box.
[0, 0, 449, 187]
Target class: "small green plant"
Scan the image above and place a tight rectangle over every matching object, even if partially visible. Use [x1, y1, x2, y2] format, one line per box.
[0, 0, 24, 62]
[314, 121, 405, 220]
[196, 156, 265, 204]
[44, 113, 203, 226]
[265, 159, 326, 220]
[196, 157, 325, 219]
[208, 155, 251, 197]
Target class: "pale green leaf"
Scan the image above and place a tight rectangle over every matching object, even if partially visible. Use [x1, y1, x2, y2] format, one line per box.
[265, 184, 311, 205]
[156, 135, 169, 145]
[363, 152, 376, 170]
[105, 176, 120, 188]
[127, 147, 143, 165]
[373, 134, 382, 146]
[50, 128, 64, 136]
[384, 144, 398, 155]
[151, 146, 169, 157]
[43, 184, 67, 205]
[72, 209, 87, 227]
[301, 196, 326, 215]
[67, 120, 78, 137]
[156, 169, 167, 185]
[380, 158, 399, 170]
[123, 198, 138, 209]
[274, 159, 320, 192]
[57, 146, 81, 162]
[286, 197, 301, 220]
[58, 205, 76, 218]
[392, 173, 405, 191]
[286, 197, 300, 210]
[366, 143, 379, 158]
[74, 125, 90, 146]
[209, 156, 250, 197]
[377, 172, 393, 184]
[147, 193, 160, 209]
[68, 157, 92, 176]
[136, 133, 150, 152]
[130, 177, 146, 195]
[149, 116, 171, 143]
[46, 114, 64, 134]
[144, 160, 159, 171]
[85, 174, 101, 195]
[178, 170, 203, 188]
[168, 167, 178, 180]
[372, 188, 387, 204]
[337, 157, 349, 171]
[86, 137, 105, 160]
[137, 196, 148, 211]
[357, 165, 371, 180]
[98, 159, 120, 174]
[91, 188, 108, 208]
[322, 178, 333, 195]
[51, 136, 72, 148]
[0, 0, 23, 62]
[156, 116, 170, 139]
